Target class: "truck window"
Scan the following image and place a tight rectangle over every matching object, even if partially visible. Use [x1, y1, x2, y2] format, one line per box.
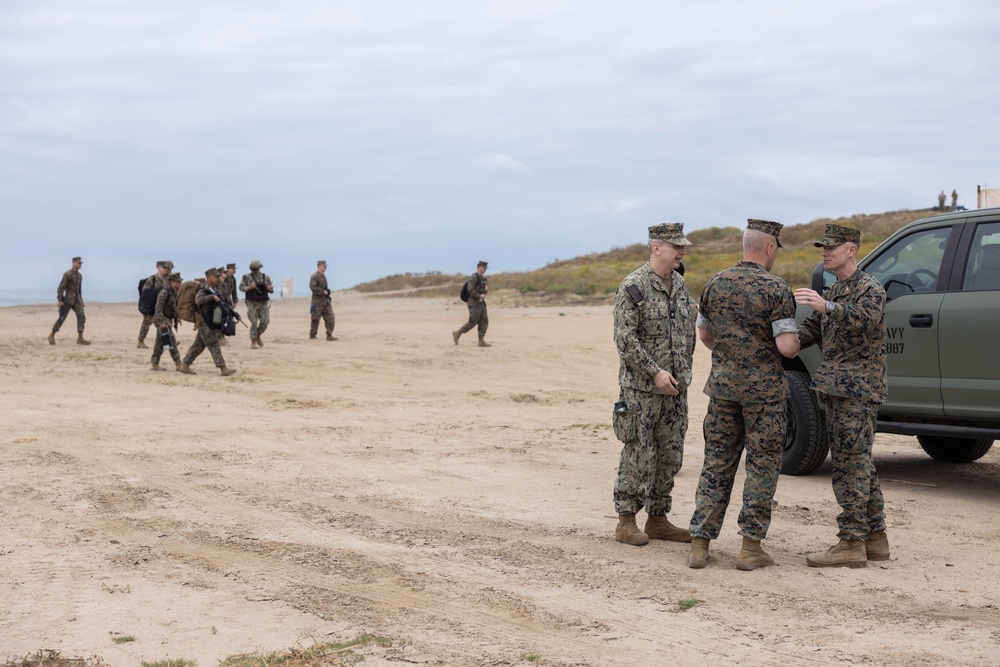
[865, 227, 951, 300]
[962, 222, 1000, 291]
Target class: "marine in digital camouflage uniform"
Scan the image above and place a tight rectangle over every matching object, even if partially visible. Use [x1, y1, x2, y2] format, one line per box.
[309, 260, 337, 340]
[138, 260, 173, 348]
[688, 219, 800, 570]
[794, 224, 889, 568]
[239, 259, 273, 348]
[611, 223, 697, 546]
[179, 268, 235, 376]
[218, 264, 238, 307]
[151, 272, 183, 370]
[453, 260, 491, 347]
[49, 256, 90, 345]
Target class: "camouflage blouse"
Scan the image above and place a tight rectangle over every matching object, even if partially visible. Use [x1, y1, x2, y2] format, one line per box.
[698, 261, 797, 403]
[798, 268, 888, 403]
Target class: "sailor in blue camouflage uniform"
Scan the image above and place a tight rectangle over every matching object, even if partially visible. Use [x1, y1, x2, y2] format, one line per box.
[611, 223, 697, 546]
[688, 219, 800, 570]
[795, 224, 889, 568]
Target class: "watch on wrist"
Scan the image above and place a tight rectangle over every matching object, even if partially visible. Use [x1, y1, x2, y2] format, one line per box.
[825, 301, 835, 313]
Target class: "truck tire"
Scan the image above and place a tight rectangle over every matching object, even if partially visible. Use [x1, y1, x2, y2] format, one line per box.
[782, 371, 828, 475]
[916, 435, 995, 463]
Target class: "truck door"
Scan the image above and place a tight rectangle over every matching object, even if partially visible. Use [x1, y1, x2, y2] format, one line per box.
[940, 219, 1000, 420]
[860, 225, 956, 417]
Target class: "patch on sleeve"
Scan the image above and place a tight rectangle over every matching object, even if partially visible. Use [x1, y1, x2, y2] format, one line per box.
[624, 284, 644, 304]
[772, 318, 799, 336]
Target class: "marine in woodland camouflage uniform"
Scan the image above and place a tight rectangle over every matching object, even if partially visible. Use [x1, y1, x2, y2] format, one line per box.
[151, 272, 183, 370]
[688, 219, 800, 570]
[239, 259, 274, 348]
[49, 257, 90, 345]
[138, 260, 173, 348]
[179, 268, 235, 376]
[611, 223, 697, 546]
[309, 260, 337, 340]
[453, 261, 491, 347]
[795, 224, 889, 568]
[218, 263, 238, 307]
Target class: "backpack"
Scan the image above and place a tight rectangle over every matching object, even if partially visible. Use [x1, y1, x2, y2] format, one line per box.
[460, 282, 470, 302]
[138, 287, 164, 316]
[177, 279, 204, 323]
[137, 278, 146, 295]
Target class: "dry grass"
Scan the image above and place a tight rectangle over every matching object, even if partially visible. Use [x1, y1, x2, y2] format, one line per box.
[351, 208, 943, 303]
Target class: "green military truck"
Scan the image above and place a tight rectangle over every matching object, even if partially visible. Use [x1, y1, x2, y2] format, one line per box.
[782, 207, 1000, 474]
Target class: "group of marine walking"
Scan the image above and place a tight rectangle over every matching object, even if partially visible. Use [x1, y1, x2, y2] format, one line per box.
[613, 219, 888, 570]
[48, 258, 339, 376]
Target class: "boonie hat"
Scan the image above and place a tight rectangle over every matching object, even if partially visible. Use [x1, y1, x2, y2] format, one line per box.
[815, 223, 861, 247]
[747, 219, 784, 248]
[648, 222, 692, 246]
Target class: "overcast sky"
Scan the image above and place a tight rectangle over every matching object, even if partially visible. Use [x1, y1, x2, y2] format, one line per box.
[2, 0, 999, 293]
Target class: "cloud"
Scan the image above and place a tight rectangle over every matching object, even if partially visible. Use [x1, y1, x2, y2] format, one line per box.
[474, 152, 532, 175]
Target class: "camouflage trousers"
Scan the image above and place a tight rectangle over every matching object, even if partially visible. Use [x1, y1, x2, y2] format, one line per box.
[138, 313, 154, 341]
[52, 302, 86, 333]
[612, 386, 688, 516]
[246, 301, 270, 340]
[309, 300, 335, 337]
[151, 325, 181, 366]
[183, 324, 226, 369]
[458, 300, 488, 338]
[819, 393, 887, 541]
[689, 397, 785, 541]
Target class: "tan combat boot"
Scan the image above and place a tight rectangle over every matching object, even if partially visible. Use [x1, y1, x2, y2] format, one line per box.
[77, 333, 91, 345]
[309, 334, 317, 339]
[688, 537, 711, 569]
[251, 338, 259, 349]
[255, 336, 264, 347]
[47, 331, 56, 345]
[151, 363, 165, 372]
[478, 337, 491, 347]
[327, 334, 337, 341]
[137, 339, 148, 349]
[644, 515, 692, 542]
[806, 539, 867, 568]
[452, 330, 461, 345]
[614, 513, 649, 546]
[220, 366, 236, 377]
[865, 530, 890, 561]
[177, 361, 196, 375]
[736, 537, 775, 571]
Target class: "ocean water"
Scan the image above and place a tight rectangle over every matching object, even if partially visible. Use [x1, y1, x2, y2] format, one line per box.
[0, 289, 138, 308]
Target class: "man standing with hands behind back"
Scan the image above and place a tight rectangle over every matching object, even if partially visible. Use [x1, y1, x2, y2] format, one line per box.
[794, 224, 889, 568]
[611, 223, 697, 546]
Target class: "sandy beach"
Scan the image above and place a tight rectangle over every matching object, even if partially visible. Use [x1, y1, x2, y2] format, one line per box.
[2, 292, 999, 666]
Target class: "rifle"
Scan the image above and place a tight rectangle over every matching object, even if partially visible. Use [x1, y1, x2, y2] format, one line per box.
[208, 287, 249, 329]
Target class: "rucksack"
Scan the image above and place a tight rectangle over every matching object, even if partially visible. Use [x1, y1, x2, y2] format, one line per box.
[177, 279, 204, 323]
[138, 287, 164, 316]
[137, 278, 146, 295]
[460, 282, 470, 302]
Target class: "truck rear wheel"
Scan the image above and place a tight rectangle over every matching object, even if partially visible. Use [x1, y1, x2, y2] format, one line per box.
[916, 435, 995, 463]
[782, 371, 828, 475]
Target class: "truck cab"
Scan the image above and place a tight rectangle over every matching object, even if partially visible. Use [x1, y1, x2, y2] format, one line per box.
[782, 208, 1000, 474]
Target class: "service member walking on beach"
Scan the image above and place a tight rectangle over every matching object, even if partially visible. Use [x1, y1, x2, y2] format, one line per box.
[137, 260, 172, 349]
[611, 223, 697, 546]
[150, 272, 183, 371]
[794, 224, 889, 568]
[239, 259, 273, 349]
[688, 220, 800, 570]
[49, 257, 90, 346]
[179, 268, 236, 376]
[218, 264, 238, 307]
[309, 260, 337, 341]
[453, 260, 491, 347]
